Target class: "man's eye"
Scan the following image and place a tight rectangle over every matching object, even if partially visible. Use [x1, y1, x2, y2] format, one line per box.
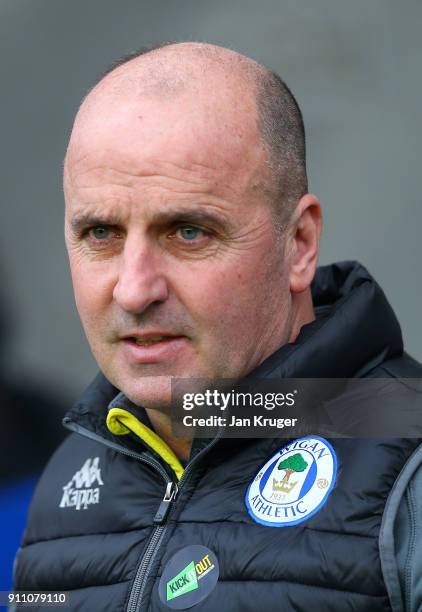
[176, 226, 205, 241]
[89, 226, 111, 240]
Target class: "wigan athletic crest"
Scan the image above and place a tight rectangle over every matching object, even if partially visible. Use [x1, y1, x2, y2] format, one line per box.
[245, 437, 337, 527]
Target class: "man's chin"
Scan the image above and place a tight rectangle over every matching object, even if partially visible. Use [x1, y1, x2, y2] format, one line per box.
[118, 375, 173, 411]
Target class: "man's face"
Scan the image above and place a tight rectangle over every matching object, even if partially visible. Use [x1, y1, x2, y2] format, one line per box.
[64, 83, 294, 409]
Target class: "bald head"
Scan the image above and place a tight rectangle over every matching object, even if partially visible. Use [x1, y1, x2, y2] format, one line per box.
[94, 42, 259, 97]
[67, 42, 307, 227]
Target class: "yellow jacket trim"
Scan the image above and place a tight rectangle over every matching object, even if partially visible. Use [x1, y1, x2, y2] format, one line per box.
[106, 407, 184, 480]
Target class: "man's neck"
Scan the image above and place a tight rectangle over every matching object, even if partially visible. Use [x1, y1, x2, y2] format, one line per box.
[288, 289, 315, 343]
[145, 408, 192, 461]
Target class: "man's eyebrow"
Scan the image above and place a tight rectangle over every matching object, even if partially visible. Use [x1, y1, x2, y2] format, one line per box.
[151, 208, 229, 227]
[69, 213, 125, 234]
[68, 207, 230, 233]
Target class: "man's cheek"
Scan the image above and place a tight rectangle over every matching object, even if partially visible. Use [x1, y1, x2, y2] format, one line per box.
[73, 267, 112, 307]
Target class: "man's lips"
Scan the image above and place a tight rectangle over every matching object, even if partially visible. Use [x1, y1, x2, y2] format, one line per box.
[119, 333, 188, 363]
[121, 331, 185, 345]
[125, 334, 179, 347]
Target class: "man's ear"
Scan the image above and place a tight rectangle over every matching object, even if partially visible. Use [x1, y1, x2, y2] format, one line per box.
[288, 193, 322, 294]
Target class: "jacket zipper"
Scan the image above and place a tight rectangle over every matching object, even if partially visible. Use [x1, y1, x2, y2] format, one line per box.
[63, 417, 223, 612]
[126, 481, 179, 612]
[127, 435, 223, 612]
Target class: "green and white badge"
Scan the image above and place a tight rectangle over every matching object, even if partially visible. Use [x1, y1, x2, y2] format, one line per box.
[158, 545, 219, 609]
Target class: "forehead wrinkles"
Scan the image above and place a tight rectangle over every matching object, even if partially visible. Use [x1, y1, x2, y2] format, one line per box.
[64, 157, 220, 208]
[64, 159, 265, 221]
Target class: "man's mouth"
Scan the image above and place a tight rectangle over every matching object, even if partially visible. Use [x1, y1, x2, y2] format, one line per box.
[120, 334, 188, 363]
[130, 336, 173, 346]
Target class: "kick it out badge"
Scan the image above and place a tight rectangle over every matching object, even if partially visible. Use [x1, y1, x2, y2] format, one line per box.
[246, 436, 337, 527]
[159, 545, 219, 609]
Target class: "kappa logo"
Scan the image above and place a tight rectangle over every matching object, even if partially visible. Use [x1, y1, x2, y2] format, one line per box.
[245, 436, 337, 527]
[59, 457, 104, 511]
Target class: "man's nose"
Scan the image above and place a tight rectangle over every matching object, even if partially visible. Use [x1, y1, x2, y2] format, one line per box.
[112, 241, 169, 314]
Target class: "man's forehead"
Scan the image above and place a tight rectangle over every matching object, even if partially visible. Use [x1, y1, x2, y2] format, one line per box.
[65, 92, 266, 194]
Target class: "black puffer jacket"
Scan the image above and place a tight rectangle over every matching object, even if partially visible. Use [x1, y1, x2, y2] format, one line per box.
[14, 262, 422, 611]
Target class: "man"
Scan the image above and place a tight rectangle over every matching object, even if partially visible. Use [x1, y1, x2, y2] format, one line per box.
[14, 42, 422, 611]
